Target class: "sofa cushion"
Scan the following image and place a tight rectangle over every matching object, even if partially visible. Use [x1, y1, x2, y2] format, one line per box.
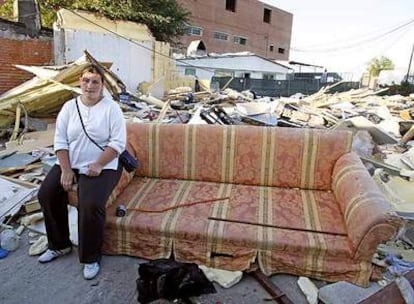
[103, 177, 354, 273]
[127, 123, 353, 190]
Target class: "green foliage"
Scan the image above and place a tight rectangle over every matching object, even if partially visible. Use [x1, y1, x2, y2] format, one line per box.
[0, 0, 14, 21]
[0, 0, 190, 42]
[367, 56, 395, 77]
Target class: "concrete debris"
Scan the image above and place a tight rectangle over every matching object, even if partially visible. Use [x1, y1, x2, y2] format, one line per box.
[396, 276, 414, 304]
[297, 276, 318, 304]
[0, 49, 414, 301]
[318, 281, 382, 304]
[199, 265, 243, 289]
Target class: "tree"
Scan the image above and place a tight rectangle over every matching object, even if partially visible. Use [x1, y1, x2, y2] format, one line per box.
[0, 0, 13, 20]
[0, 0, 190, 43]
[367, 56, 395, 77]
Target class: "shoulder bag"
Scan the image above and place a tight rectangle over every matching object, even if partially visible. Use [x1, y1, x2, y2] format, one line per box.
[75, 98, 138, 173]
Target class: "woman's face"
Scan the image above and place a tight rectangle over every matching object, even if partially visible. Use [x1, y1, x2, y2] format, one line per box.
[79, 71, 104, 102]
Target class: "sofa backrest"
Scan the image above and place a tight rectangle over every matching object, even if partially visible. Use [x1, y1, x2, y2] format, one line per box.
[127, 123, 353, 190]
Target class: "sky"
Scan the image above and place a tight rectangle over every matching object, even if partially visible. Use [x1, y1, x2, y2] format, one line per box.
[262, 0, 414, 80]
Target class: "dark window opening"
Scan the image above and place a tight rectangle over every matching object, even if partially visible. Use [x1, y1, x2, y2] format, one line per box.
[214, 32, 228, 41]
[185, 26, 203, 36]
[269, 45, 274, 52]
[263, 8, 271, 23]
[234, 36, 247, 45]
[278, 48, 285, 54]
[226, 0, 236, 12]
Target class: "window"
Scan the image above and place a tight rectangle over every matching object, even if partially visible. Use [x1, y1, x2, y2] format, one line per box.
[263, 73, 275, 80]
[269, 44, 274, 52]
[234, 36, 247, 45]
[226, 0, 236, 12]
[263, 8, 272, 23]
[215, 70, 233, 77]
[278, 48, 285, 54]
[214, 31, 228, 41]
[185, 26, 203, 36]
[185, 68, 196, 76]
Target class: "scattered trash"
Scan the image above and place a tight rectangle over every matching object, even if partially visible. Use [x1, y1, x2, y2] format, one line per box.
[0, 228, 20, 251]
[0, 247, 8, 259]
[0, 47, 413, 302]
[29, 235, 48, 256]
[385, 254, 414, 277]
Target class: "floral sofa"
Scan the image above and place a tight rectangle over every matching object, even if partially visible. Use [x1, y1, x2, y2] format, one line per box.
[97, 122, 402, 287]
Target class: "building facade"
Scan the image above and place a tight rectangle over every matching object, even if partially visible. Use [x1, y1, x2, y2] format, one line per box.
[176, 0, 292, 60]
[175, 53, 291, 80]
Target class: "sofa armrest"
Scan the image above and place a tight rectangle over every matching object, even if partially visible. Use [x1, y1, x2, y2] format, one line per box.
[332, 152, 403, 260]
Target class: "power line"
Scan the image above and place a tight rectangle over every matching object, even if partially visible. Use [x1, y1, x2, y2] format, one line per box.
[291, 17, 414, 53]
[65, 9, 217, 73]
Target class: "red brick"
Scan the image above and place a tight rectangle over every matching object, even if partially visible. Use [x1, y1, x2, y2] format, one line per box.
[176, 0, 292, 60]
[0, 37, 54, 94]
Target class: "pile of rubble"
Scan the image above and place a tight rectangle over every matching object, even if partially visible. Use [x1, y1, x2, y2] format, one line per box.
[1, 51, 414, 302]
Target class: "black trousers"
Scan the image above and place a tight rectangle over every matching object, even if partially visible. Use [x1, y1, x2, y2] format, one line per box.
[38, 163, 122, 263]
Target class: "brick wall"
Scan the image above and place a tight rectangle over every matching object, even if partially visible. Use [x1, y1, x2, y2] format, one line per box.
[176, 0, 292, 60]
[0, 20, 54, 95]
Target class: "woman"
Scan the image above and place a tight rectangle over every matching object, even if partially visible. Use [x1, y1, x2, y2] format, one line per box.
[37, 64, 126, 280]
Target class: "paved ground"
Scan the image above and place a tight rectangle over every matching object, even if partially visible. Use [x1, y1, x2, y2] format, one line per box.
[0, 229, 312, 304]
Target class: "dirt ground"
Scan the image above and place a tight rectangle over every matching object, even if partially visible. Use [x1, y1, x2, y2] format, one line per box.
[0, 230, 311, 304]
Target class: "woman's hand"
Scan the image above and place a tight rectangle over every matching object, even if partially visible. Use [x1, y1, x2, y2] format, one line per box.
[60, 169, 75, 191]
[87, 162, 103, 177]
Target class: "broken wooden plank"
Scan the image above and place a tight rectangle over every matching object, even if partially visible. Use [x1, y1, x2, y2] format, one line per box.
[3, 127, 55, 154]
[251, 270, 294, 304]
[23, 199, 41, 214]
[401, 124, 414, 145]
[139, 94, 165, 108]
[0, 153, 41, 174]
[360, 156, 402, 176]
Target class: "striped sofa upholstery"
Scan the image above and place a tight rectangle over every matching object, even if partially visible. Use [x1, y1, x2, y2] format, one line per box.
[102, 122, 402, 286]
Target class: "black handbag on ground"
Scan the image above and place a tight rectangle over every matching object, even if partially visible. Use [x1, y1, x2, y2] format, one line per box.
[75, 98, 138, 173]
[136, 259, 216, 304]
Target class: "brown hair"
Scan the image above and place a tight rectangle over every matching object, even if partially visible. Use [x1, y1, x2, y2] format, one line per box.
[80, 64, 104, 82]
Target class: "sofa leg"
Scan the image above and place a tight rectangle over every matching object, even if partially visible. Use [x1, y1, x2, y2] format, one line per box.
[250, 270, 293, 304]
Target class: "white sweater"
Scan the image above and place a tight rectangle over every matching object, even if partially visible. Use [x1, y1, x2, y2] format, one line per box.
[54, 96, 126, 170]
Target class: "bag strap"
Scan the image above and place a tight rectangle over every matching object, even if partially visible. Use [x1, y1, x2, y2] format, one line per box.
[75, 97, 105, 152]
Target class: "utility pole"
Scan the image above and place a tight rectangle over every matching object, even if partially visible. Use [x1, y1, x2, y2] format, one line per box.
[406, 43, 414, 84]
